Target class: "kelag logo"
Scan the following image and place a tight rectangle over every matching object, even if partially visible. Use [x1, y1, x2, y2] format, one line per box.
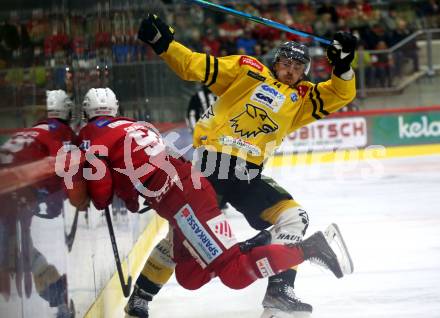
[371, 112, 440, 146]
[399, 115, 440, 138]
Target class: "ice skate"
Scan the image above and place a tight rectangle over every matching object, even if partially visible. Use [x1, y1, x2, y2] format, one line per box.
[125, 286, 150, 318]
[261, 283, 312, 318]
[300, 231, 343, 278]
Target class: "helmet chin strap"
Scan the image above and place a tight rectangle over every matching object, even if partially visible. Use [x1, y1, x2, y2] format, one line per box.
[290, 74, 305, 88]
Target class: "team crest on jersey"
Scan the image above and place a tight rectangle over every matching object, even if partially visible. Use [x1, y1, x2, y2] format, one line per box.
[230, 104, 279, 138]
[250, 83, 285, 112]
[200, 105, 214, 120]
[290, 93, 298, 102]
[296, 85, 309, 98]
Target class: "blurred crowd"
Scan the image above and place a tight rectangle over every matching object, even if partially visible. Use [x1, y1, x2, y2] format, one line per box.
[0, 0, 439, 91]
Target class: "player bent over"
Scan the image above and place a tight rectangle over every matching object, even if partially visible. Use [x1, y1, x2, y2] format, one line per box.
[69, 88, 345, 317]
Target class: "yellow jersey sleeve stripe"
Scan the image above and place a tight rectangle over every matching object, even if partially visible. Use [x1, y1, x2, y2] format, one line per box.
[203, 54, 210, 84]
[310, 86, 322, 120]
[315, 84, 329, 116]
[207, 57, 219, 87]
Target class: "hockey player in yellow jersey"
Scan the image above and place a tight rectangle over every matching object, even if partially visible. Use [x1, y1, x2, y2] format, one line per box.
[125, 14, 357, 318]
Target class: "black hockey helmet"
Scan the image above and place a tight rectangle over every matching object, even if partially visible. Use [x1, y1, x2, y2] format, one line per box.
[272, 41, 311, 76]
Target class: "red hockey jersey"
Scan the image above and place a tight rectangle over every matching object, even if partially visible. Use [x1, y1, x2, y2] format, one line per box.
[0, 119, 76, 166]
[78, 116, 184, 212]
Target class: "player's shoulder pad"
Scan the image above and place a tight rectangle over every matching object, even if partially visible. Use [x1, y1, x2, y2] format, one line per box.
[33, 119, 52, 131]
[106, 117, 137, 129]
[238, 55, 266, 72]
[32, 123, 50, 131]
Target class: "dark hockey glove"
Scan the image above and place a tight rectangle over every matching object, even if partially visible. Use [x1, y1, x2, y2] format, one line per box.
[326, 31, 358, 77]
[138, 14, 174, 55]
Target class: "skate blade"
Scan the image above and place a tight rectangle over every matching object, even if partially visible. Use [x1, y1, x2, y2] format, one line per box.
[261, 308, 312, 318]
[324, 223, 354, 275]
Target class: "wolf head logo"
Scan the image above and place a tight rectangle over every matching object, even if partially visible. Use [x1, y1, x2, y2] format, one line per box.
[230, 104, 278, 138]
[200, 106, 214, 120]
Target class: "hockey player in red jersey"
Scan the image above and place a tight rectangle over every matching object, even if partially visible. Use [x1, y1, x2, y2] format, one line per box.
[1, 90, 76, 164]
[71, 87, 345, 317]
[0, 90, 81, 317]
[0, 89, 86, 213]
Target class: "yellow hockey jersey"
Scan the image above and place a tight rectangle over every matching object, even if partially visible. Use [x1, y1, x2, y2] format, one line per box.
[161, 41, 356, 165]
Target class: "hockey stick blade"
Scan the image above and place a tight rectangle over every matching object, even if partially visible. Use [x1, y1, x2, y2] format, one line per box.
[324, 223, 354, 275]
[104, 206, 132, 297]
[187, 0, 332, 45]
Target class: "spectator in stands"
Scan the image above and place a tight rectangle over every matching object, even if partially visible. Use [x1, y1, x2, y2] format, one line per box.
[27, 9, 49, 63]
[236, 27, 257, 55]
[356, 0, 374, 18]
[419, 0, 440, 28]
[44, 18, 70, 65]
[254, 43, 263, 58]
[185, 28, 204, 52]
[380, 5, 399, 33]
[361, 23, 389, 50]
[218, 15, 243, 41]
[351, 41, 374, 88]
[29, 65, 47, 87]
[287, 15, 314, 45]
[316, 0, 339, 24]
[219, 34, 238, 56]
[389, 18, 419, 75]
[371, 40, 393, 88]
[1, 18, 21, 67]
[278, 3, 294, 26]
[201, 28, 221, 56]
[296, 0, 316, 22]
[345, 4, 370, 32]
[313, 13, 336, 40]
[112, 35, 129, 64]
[311, 55, 332, 83]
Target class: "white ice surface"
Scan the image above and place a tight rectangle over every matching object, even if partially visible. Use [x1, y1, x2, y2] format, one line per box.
[141, 155, 440, 318]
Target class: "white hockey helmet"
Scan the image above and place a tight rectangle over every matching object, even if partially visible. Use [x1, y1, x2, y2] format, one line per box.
[82, 87, 119, 119]
[46, 89, 73, 120]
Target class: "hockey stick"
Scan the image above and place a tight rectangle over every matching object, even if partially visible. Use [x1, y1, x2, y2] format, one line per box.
[324, 223, 354, 275]
[187, 0, 332, 45]
[104, 206, 132, 297]
[65, 208, 80, 252]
